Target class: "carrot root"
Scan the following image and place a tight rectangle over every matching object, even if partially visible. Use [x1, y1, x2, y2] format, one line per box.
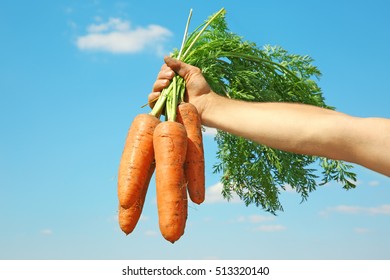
[117, 114, 160, 209]
[118, 162, 155, 235]
[177, 103, 205, 204]
[154, 121, 188, 243]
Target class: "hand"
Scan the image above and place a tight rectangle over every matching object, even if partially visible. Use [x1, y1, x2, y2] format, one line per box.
[149, 56, 214, 120]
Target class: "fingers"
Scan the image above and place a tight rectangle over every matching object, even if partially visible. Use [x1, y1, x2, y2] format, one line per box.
[152, 78, 170, 92]
[149, 64, 175, 108]
[157, 64, 175, 79]
[149, 57, 200, 109]
[164, 56, 203, 82]
[164, 56, 192, 78]
[152, 64, 175, 92]
[148, 91, 160, 108]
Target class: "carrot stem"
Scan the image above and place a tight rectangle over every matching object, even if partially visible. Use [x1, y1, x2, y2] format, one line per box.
[181, 8, 225, 60]
[166, 75, 184, 121]
[177, 9, 193, 60]
[150, 9, 192, 119]
[150, 82, 173, 118]
[150, 8, 224, 120]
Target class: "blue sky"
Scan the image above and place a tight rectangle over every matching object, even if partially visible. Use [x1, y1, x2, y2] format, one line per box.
[1, 0, 389, 260]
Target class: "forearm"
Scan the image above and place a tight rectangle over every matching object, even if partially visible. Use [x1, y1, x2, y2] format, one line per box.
[202, 92, 390, 176]
[202, 92, 347, 156]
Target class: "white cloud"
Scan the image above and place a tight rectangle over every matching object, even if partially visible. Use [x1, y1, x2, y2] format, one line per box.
[280, 184, 296, 192]
[369, 204, 390, 215]
[330, 205, 362, 214]
[64, 7, 73, 14]
[40, 229, 53, 235]
[139, 214, 149, 222]
[354, 227, 371, 234]
[237, 214, 274, 223]
[320, 204, 390, 216]
[254, 225, 286, 232]
[87, 18, 130, 33]
[203, 126, 217, 137]
[236, 214, 284, 232]
[204, 182, 240, 204]
[368, 180, 380, 187]
[76, 17, 172, 54]
[145, 230, 158, 237]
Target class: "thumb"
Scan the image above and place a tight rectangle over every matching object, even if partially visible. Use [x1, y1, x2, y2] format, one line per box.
[164, 56, 192, 79]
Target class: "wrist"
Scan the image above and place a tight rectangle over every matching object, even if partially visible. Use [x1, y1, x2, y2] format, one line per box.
[198, 91, 222, 127]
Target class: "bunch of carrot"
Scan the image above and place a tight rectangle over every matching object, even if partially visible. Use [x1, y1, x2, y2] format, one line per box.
[117, 74, 205, 243]
[117, 8, 226, 243]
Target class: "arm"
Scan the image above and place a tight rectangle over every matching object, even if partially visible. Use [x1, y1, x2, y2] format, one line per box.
[150, 57, 390, 177]
[203, 93, 390, 176]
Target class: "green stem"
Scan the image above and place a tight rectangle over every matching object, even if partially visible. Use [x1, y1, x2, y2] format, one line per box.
[181, 8, 225, 60]
[150, 8, 195, 119]
[177, 9, 193, 60]
[150, 8, 225, 119]
[166, 76, 178, 121]
[150, 83, 173, 118]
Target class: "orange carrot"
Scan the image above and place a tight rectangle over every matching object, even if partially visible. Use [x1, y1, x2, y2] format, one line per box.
[118, 113, 160, 209]
[153, 121, 188, 243]
[177, 102, 205, 204]
[118, 162, 155, 235]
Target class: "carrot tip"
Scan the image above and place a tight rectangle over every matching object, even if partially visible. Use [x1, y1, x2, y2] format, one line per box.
[167, 238, 177, 244]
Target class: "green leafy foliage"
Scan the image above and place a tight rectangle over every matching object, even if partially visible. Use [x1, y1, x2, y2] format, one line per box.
[171, 9, 357, 213]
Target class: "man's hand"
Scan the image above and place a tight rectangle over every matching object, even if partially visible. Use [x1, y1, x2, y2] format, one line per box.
[149, 56, 214, 121]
